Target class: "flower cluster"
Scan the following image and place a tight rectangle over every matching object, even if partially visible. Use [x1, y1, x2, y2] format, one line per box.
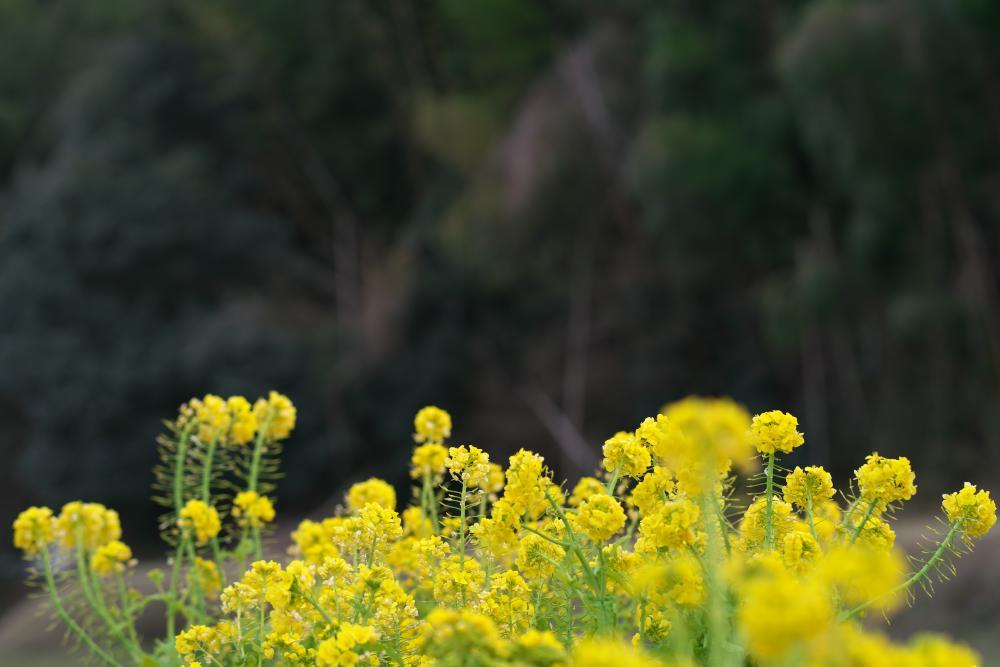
[11, 394, 995, 667]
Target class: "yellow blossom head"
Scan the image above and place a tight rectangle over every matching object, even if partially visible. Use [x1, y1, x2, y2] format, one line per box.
[783, 465, 835, 509]
[226, 395, 257, 445]
[253, 391, 296, 441]
[13, 506, 56, 557]
[602, 431, 651, 479]
[178, 500, 221, 545]
[855, 452, 917, 507]
[572, 637, 660, 667]
[411, 442, 448, 480]
[57, 502, 121, 552]
[413, 405, 452, 444]
[444, 445, 491, 488]
[751, 410, 804, 455]
[346, 478, 397, 512]
[942, 482, 996, 539]
[232, 491, 276, 528]
[90, 540, 133, 576]
[573, 493, 626, 542]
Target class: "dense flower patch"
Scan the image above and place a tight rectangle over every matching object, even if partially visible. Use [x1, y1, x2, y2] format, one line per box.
[13, 393, 996, 665]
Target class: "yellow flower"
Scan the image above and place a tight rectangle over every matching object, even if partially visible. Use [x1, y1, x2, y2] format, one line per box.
[782, 465, 835, 509]
[356, 503, 403, 560]
[232, 491, 275, 528]
[484, 462, 505, 495]
[569, 476, 605, 507]
[289, 519, 339, 564]
[346, 478, 397, 512]
[855, 452, 917, 506]
[444, 445, 491, 488]
[516, 533, 565, 580]
[906, 633, 981, 667]
[221, 560, 291, 612]
[850, 515, 895, 551]
[195, 394, 230, 444]
[509, 629, 566, 665]
[750, 410, 804, 455]
[433, 554, 483, 606]
[480, 570, 533, 637]
[416, 608, 504, 665]
[178, 500, 221, 545]
[253, 391, 296, 441]
[90, 540, 133, 576]
[317, 623, 379, 666]
[660, 397, 754, 472]
[942, 482, 996, 538]
[504, 449, 550, 517]
[628, 466, 675, 516]
[413, 405, 452, 444]
[737, 568, 832, 661]
[13, 506, 56, 557]
[817, 545, 906, 613]
[57, 502, 121, 552]
[189, 557, 222, 597]
[636, 496, 701, 552]
[573, 493, 626, 542]
[227, 395, 257, 445]
[781, 530, 819, 573]
[572, 637, 660, 667]
[602, 431, 651, 479]
[411, 443, 448, 479]
[739, 496, 795, 549]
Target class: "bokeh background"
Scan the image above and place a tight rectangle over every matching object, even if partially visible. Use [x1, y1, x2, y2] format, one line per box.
[1, 0, 999, 662]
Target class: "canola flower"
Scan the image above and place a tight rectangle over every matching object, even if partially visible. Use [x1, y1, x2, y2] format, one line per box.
[11, 393, 997, 667]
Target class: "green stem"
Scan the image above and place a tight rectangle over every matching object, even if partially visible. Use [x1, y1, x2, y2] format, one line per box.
[114, 571, 140, 650]
[422, 470, 439, 533]
[41, 549, 122, 667]
[849, 498, 879, 545]
[247, 413, 274, 493]
[75, 535, 137, 660]
[543, 490, 600, 592]
[166, 537, 186, 641]
[709, 491, 731, 556]
[167, 423, 195, 641]
[764, 452, 776, 550]
[805, 488, 819, 543]
[606, 464, 622, 495]
[186, 540, 206, 619]
[200, 437, 219, 503]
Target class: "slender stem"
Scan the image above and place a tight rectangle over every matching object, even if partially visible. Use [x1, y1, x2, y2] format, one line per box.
[200, 436, 219, 503]
[252, 525, 263, 561]
[842, 522, 961, 620]
[805, 488, 819, 543]
[422, 470, 439, 533]
[75, 535, 137, 659]
[299, 587, 334, 625]
[709, 492, 731, 556]
[849, 498, 879, 544]
[764, 452, 776, 550]
[168, 423, 195, 640]
[166, 537, 185, 641]
[114, 571, 140, 650]
[247, 413, 274, 493]
[543, 490, 599, 590]
[41, 549, 122, 667]
[605, 464, 622, 495]
[186, 540, 206, 619]
[700, 492, 731, 667]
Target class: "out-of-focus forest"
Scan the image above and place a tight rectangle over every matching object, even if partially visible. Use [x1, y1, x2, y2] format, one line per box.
[2, 0, 1000, 638]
